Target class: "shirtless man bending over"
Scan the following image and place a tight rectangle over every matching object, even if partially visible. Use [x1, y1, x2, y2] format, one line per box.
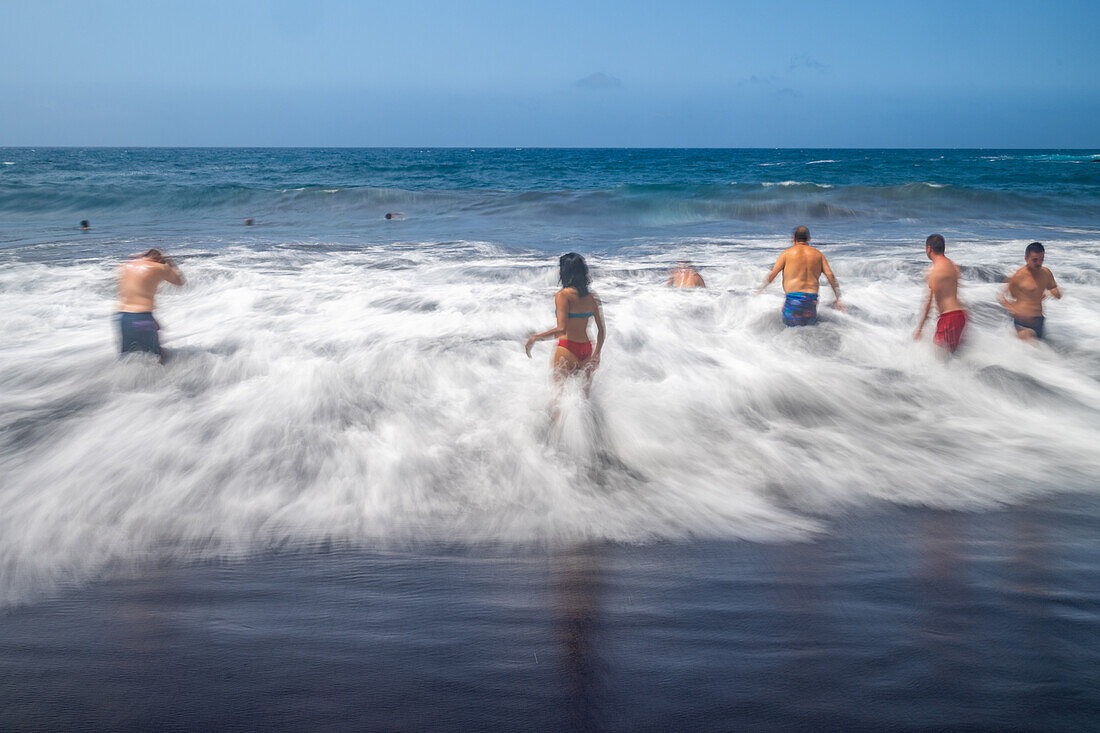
[668, 261, 706, 288]
[756, 226, 844, 325]
[117, 249, 184, 362]
[999, 242, 1061, 341]
[914, 234, 966, 354]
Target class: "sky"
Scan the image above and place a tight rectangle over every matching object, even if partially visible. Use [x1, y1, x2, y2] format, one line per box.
[1, 0, 1098, 147]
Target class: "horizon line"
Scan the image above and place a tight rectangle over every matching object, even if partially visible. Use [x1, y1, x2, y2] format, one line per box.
[2, 145, 1098, 151]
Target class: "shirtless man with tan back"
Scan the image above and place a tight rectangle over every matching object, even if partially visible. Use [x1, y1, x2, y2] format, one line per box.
[668, 261, 706, 288]
[914, 234, 966, 354]
[117, 249, 184, 362]
[999, 242, 1061, 341]
[756, 226, 844, 325]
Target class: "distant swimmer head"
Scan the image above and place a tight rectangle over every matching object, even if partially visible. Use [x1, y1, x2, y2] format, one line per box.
[925, 233, 946, 256]
[141, 248, 166, 263]
[384, 212, 405, 220]
[244, 218, 254, 226]
[1025, 241, 1045, 268]
[559, 252, 591, 297]
[80, 220, 90, 230]
[793, 226, 810, 243]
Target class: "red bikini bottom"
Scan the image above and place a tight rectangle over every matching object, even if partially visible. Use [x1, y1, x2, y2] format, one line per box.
[557, 339, 593, 361]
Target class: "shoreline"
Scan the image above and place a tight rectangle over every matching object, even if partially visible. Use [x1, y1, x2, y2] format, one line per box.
[2, 497, 1098, 731]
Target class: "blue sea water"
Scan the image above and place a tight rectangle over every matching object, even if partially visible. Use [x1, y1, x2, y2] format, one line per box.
[2, 148, 1099, 255]
[1, 148, 1099, 730]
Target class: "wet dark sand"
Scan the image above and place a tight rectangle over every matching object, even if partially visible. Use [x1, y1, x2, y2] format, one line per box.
[2, 497, 1099, 732]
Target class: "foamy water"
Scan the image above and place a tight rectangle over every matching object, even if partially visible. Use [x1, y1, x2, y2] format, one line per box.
[2, 234, 1098, 606]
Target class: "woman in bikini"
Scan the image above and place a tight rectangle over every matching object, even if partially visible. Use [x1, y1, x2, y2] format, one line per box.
[525, 253, 606, 385]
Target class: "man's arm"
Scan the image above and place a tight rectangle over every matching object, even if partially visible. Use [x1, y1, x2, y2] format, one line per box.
[821, 255, 845, 310]
[915, 286, 934, 339]
[998, 275, 1017, 314]
[1046, 269, 1062, 299]
[755, 253, 785, 294]
[692, 272, 706, 288]
[161, 259, 185, 287]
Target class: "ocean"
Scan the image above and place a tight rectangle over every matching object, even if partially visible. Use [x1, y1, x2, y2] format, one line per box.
[1, 148, 1099, 730]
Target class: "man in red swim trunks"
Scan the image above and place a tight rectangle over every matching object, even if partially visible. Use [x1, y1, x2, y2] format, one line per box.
[914, 234, 967, 354]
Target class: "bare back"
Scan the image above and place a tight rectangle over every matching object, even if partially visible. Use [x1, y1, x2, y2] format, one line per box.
[668, 268, 705, 288]
[778, 244, 827, 293]
[557, 288, 600, 342]
[118, 259, 180, 312]
[927, 256, 963, 315]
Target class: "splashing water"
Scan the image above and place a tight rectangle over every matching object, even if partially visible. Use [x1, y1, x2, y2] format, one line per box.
[2, 231, 1099, 607]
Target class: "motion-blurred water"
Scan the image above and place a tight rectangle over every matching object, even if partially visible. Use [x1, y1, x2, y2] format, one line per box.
[1, 148, 1099, 608]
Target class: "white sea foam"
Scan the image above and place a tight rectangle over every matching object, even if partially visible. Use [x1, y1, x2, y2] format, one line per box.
[761, 181, 833, 188]
[806, 159, 839, 164]
[1, 237, 1098, 606]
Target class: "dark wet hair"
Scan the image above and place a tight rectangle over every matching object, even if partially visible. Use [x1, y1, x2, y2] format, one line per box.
[793, 226, 810, 242]
[926, 234, 946, 254]
[142, 248, 165, 262]
[559, 252, 590, 298]
[80, 220, 89, 228]
[1025, 242, 1044, 256]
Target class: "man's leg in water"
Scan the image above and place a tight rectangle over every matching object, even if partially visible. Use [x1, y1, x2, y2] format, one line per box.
[119, 312, 163, 362]
[1013, 316, 1044, 342]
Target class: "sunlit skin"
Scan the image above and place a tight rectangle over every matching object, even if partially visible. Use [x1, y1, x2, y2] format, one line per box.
[1000, 250, 1061, 341]
[117, 252, 185, 313]
[667, 264, 706, 288]
[756, 235, 844, 308]
[914, 246, 965, 341]
[525, 287, 606, 385]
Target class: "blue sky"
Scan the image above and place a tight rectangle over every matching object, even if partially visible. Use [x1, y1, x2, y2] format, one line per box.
[1, 0, 1098, 147]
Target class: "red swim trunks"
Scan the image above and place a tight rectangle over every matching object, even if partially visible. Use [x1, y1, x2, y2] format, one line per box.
[933, 310, 967, 353]
[557, 339, 593, 361]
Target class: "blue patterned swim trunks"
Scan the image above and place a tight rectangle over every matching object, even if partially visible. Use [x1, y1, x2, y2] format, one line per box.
[782, 292, 818, 327]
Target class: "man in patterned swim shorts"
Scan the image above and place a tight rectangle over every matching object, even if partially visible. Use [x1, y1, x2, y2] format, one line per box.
[757, 226, 845, 325]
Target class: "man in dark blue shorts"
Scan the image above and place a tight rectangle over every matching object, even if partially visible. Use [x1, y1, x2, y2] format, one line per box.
[1000, 242, 1061, 342]
[116, 249, 185, 362]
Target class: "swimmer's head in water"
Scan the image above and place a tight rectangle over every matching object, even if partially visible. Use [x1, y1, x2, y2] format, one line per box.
[926, 233, 946, 255]
[1025, 241, 1045, 268]
[141, 248, 166, 263]
[793, 226, 810, 243]
[244, 218, 254, 226]
[559, 252, 591, 298]
[80, 220, 89, 230]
